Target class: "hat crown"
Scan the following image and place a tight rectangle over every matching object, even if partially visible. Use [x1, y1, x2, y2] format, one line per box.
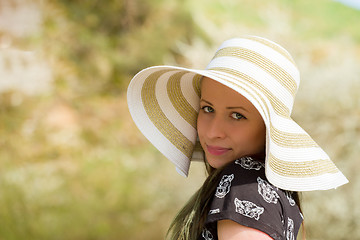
[206, 36, 300, 117]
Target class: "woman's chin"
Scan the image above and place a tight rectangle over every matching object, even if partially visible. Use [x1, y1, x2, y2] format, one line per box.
[206, 156, 233, 169]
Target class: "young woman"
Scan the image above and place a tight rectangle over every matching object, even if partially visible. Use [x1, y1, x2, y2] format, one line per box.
[127, 36, 348, 239]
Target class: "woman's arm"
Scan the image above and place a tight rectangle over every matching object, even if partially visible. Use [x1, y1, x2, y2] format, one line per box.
[218, 220, 273, 240]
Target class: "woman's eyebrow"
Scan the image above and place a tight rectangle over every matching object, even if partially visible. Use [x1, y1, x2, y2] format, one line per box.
[227, 106, 249, 112]
[201, 99, 249, 112]
[200, 99, 213, 105]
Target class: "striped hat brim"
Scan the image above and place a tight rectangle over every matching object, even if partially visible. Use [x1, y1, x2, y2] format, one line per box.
[127, 65, 348, 191]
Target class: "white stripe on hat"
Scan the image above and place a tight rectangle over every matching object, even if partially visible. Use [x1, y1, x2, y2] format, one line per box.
[271, 115, 306, 133]
[207, 56, 295, 112]
[219, 38, 300, 86]
[266, 168, 348, 191]
[269, 141, 329, 162]
[180, 72, 200, 111]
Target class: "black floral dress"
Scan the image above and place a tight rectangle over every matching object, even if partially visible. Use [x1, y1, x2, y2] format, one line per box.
[199, 157, 303, 240]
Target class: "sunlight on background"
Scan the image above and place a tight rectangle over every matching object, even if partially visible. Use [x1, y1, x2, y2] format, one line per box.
[0, 0, 359, 239]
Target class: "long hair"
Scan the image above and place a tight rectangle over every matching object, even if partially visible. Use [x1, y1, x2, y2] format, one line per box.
[293, 192, 306, 240]
[166, 161, 220, 240]
[166, 160, 306, 240]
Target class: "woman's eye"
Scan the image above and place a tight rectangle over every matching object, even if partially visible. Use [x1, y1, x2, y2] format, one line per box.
[202, 106, 214, 113]
[231, 112, 245, 120]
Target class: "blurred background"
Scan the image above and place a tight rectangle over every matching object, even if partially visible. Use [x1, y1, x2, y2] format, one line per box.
[0, 0, 359, 239]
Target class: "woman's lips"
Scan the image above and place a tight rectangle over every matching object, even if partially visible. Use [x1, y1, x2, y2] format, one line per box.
[206, 145, 231, 156]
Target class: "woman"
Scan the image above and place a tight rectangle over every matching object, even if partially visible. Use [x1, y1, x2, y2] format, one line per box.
[127, 36, 348, 239]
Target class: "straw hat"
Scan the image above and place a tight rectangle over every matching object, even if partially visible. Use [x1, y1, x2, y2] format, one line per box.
[127, 35, 348, 191]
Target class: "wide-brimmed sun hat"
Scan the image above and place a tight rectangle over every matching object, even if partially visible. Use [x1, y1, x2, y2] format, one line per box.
[127, 35, 348, 191]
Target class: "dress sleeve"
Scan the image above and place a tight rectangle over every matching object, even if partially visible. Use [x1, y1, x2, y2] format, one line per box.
[204, 159, 300, 240]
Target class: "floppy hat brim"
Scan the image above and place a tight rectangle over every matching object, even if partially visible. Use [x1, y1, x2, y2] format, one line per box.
[127, 65, 348, 191]
[265, 111, 349, 191]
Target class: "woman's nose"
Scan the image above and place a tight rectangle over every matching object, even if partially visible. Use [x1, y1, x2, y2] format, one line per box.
[206, 116, 226, 139]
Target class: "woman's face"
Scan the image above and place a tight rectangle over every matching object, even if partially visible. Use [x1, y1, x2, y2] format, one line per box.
[197, 77, 266, 169]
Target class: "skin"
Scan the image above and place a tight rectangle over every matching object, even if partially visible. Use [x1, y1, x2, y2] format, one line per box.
[218, 220, 273, 240]
[197, 77, 266, 169]
[197, 77, 271, 240]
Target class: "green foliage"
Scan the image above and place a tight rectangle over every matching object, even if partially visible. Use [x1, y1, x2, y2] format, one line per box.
[284, 0, 360, 40]
[41, 0, 208, 95]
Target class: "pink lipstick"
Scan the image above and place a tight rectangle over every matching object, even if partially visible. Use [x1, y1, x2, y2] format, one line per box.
[207, 145, 231, 156]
